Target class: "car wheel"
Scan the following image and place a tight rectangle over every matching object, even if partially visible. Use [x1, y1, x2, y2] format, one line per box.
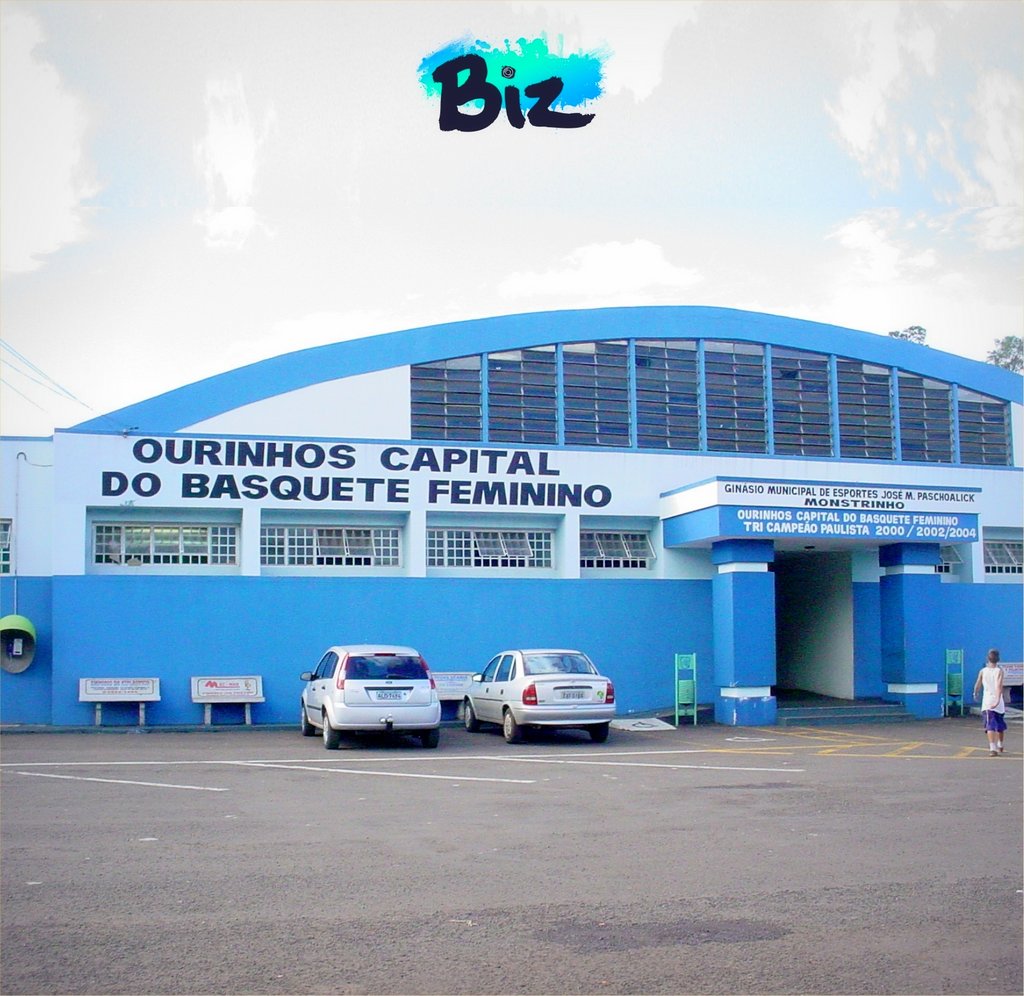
[322, 713, 341, 750]
[420, 728, 440, 749]
[463, 699, 480, 732]
[300, 703, 316, 737]
[589, 722, 610, 743]
[502, 709, 523, 744]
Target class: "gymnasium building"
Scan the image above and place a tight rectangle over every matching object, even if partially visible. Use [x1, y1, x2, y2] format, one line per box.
[1, 306, 1021, 727]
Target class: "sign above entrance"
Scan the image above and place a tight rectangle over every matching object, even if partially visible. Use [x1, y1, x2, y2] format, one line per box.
[663, 477, 981, 516]
[661, 477, 981, 546]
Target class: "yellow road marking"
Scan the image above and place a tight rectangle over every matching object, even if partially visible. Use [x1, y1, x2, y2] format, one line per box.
[695, 727, 1018, 761]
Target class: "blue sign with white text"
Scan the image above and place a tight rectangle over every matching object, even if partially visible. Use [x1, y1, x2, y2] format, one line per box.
[722, 506, 978, 542]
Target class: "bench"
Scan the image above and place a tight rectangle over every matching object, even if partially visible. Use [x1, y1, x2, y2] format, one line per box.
[79, 678, 161, 726]
[190, 676, 265, 725]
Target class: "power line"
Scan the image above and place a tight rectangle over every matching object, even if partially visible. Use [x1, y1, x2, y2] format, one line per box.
[0, 339, 96, 411]
[0, 376, 48, 412]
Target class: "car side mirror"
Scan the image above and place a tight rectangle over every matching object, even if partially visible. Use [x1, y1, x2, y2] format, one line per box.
[300, 671, 313, 681]
[471, 673, 483, 683]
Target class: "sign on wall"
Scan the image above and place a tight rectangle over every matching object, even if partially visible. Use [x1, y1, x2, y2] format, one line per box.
[92, 437, 615, 510]
[78, 678, 161, 701]
[662, 476, 983, 544]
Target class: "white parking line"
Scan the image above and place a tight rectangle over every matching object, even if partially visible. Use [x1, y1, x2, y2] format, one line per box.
[0, 748, 714, 769]
[2, 747, 800, 782]
[239, 761, 535, 784]
[17, 771, 228, 791]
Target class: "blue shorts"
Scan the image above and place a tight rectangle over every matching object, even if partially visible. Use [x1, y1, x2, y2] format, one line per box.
[983, 710, 1007, 733]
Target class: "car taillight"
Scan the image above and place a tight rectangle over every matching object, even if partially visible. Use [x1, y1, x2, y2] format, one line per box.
[605, 681, 614, 705]
[420, 657, 436, 690]
[522, 683, 538, 706]
[336, 662, 346, 690]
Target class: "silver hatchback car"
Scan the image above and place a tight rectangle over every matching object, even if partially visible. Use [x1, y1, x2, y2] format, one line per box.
[463, 648, 615, 743]
[300, 645, 441, 749]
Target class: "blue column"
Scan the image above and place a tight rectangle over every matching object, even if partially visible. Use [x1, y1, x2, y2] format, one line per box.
[879, 542, 943, 718]
[711, 539, 777, 726]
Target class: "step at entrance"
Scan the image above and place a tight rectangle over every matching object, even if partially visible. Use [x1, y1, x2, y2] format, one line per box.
[775, 694, 915, 727]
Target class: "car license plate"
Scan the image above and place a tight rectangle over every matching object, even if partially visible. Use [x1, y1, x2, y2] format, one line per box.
[561, 689, 587, 700]
[375, 690, 404, 701]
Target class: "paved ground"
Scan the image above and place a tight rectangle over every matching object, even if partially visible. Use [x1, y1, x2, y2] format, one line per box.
[1, 718, 1021, 995]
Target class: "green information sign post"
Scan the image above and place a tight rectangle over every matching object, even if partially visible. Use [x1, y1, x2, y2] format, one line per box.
[944, 649, 964, 717]
[674, 653, 698, 727]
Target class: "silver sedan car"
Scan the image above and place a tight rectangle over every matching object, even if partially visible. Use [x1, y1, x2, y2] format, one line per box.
[463, 648, 615, 743]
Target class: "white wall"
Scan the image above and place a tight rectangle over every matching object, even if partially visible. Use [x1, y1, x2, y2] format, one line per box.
[0, 439, 55, 579]
[184, 367, 411, 440]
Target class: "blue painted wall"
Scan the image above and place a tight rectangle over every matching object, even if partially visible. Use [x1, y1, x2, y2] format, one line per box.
[852, 583, 886, 698]
[3, 574, 1019, 728]
[39, 576, 714, 726]
[0, 578, 54, 724]
[938, 584, 1024, 674]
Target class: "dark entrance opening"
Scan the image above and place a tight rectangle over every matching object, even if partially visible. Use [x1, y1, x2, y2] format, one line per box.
[772, 550, 855, 702]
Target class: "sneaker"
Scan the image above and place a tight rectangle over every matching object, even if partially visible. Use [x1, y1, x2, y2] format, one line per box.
[990, 750, 999, 756]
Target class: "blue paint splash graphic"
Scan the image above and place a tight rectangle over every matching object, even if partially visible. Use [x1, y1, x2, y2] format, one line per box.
[418, 34, 608, 110]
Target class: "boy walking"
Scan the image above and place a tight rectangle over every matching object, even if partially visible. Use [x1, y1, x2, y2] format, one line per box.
[973, 649, 1006, 756]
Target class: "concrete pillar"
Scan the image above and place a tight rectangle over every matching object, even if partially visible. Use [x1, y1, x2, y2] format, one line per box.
[879, 542, 942, 718]
[712, 539, 777, 726]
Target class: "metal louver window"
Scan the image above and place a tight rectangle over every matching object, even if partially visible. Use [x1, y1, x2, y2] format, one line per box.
[634, 339, 699, 450]
[836, 360, 893, 459]
[898, 373, 952, 463]
[771, 348, 832, 456]
[487, 346, 558, 444]
[563, 341, 631, 447]
[958, 389, 1010, 466]
[411, 355, 482, 441]
[704, 341, 766, 453]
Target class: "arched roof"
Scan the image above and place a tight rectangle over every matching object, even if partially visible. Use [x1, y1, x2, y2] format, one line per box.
[72, 306, 1023, 434]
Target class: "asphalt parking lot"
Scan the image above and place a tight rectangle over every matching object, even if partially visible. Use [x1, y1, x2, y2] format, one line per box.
[1, 718, 1021, 996]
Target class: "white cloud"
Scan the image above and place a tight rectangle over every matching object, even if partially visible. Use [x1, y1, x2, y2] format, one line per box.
[968, 70, 1024, 249]
[828, 210, 940, 283]
[498, 240, 702, 302]
[194, 75, 274, 249]
[513, 1, 702, 102]
[0, 7, 96, 275]
[826, 3, 905, 186]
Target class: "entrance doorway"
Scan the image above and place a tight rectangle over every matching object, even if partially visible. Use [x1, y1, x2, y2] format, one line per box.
[773, 551, 854, 700]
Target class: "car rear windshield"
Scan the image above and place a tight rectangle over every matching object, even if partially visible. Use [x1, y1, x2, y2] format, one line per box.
[523, 653, 597, 676]
[345, 656, 427, 680]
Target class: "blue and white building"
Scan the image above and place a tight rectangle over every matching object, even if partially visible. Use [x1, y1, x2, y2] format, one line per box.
[2, 306, 1021, 727]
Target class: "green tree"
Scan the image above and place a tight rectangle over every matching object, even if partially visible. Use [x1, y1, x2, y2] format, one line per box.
[888, 325, 927, 345]
[986, 335, 1023, 373]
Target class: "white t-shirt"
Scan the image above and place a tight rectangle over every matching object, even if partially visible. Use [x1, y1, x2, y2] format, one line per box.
[979, 665, 1005, 713]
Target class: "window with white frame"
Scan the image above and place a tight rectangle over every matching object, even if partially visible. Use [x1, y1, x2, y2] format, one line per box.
[260, 526, 400, 567]
[0, 519, 10, 574]
[983, 541, 1023, 575]
[94, 523, 237, 565]
[935, 545, 962, 575]
[580, 531, 655, 569]
[427, 529, 553, 568]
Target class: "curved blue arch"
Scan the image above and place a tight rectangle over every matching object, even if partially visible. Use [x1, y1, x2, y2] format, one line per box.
[71, 306, 1023, 434]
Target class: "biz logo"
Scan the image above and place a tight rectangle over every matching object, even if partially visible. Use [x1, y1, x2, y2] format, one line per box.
[418, 35, 607, 131]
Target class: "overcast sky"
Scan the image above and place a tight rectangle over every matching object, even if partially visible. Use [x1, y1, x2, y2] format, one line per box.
[1, 0, 1021, 438]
